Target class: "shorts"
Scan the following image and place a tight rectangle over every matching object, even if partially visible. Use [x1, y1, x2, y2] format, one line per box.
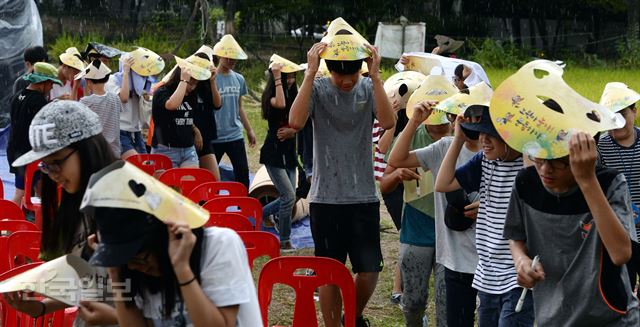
[310, 202, 383, 273]
[152, 144, 199, 168]
[120, 130, 147, 154]
[14, 171, 25, 190]
[196, 140, 214, 157]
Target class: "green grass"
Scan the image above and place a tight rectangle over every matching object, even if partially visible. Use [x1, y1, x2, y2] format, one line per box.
[233, 67, 640, 326]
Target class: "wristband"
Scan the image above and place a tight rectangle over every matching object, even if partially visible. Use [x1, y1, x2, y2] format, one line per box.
[178, 276, 197, 287]
[180, 79, 189, 84]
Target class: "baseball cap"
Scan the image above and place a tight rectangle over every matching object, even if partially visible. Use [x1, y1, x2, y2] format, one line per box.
[12, 100, 102, 167]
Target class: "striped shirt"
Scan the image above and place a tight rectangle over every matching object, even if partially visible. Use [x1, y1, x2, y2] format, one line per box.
[80, 92, 122, 157]
[455, 152, 523, 294]
[372, 120, 386, 181]
[598, 128, 640, 239]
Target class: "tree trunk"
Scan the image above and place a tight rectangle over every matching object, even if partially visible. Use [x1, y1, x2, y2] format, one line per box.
[224, 0, 236, 34]
[628, 0, 639, 41]
[173, 0, 201, 54]
[511, 17, 521, 46]
[535, 18, 549, 52]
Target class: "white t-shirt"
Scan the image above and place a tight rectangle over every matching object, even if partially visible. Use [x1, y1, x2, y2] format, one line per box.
[138, 227, 263, 326]
[105, 75, 142, 132]
[50, 81, 72, 99]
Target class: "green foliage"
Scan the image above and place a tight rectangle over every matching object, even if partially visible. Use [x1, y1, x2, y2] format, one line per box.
[234, 11, 242, 30]
[209, 6, 225, 22]
[468, 38, 528, 69]
[616, 36, 640, 68]
[48, 33, 105, 61]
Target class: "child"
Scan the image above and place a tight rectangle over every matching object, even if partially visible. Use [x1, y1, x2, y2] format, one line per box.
[389, 102, 482, 327]
[50, 47, 85, 100]
[6, 100, 118, 326]
[504, 132, 639, 325]
[7, 62, 61, 205]
[434, 106, 533, 326]
[81, 160, 262, 326]
[78, 59, 122, 157]
[259, 56, 302, 251]
[288, 17, 395, 327]
[13, 45, 48, 95]
[211, 35, 255, 188]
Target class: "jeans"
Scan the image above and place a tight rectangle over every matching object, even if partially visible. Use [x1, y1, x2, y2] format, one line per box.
[263, 165, 296, 242]
[151, 144, 198, 168]
[120, 130, 147, 154]
[213, 138, 250, 188]
[477, 288, 534, 327]
[445, 268, 477, 327]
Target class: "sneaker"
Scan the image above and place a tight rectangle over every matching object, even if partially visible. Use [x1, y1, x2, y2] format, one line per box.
[390, 293, 402, 306]
[342, 315, 371, 327]
[280, 240, 295, 253]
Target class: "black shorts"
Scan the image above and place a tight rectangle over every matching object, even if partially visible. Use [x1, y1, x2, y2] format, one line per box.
[196, 140, 214, 157]
[310, 202, 383, 273]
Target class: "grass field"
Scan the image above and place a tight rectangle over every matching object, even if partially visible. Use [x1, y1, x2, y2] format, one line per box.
[232, 67, 640, 326]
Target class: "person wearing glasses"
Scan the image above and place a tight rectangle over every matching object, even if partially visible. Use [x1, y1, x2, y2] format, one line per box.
[6, 100, 119, 326]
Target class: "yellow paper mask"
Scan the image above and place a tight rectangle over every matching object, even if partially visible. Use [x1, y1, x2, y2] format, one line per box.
[320, 17, 371, 61]
[213, 34, 248, 60]
[384, 71, 427, 109]
[0, 255, 95, 306]
[435, 82, 493, 115]
[490, 60, 625, 159]
[269, 54, 304, 73]
[195, 44, 215, 62]
[175, 55, 212, 81]
[402, 55, 442, 76]
[59, 47, 85, 71]
[599, 82, 640, 113]
[406, 75, 459, 125]
[126, 47, 165, 77]
[80, 161, 209, 228]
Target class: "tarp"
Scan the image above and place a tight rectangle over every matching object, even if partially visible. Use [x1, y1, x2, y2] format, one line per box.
[395, 52, 492, 88]
[374, 22, 426, 59]
[0, 0, 43, 129]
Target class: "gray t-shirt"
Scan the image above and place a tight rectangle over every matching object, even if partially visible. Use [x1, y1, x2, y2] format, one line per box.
[415, 136, 479, 274]
[308, 77, 377, 204]
[504, 167, 639, 326]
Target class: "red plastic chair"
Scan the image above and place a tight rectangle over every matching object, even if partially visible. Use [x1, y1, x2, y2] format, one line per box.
[0, 199, 26, 220]
[187, 182, 248, 206]
[206, 213, 254, 232]
[7, 231, 42, 270]
[158, 168, 216, 195]
[0, 220, 38, 273]
[258, 256, 356, 327]
[21, 161, 43, 229]
[126, 153, 173, 176]
[202, 197, 262, 230]
[237, 231, 280, 270]
[0, 262, 67, 327]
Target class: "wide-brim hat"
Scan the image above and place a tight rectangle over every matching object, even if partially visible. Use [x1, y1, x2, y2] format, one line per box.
[23, 62, 63, 86]
[384, 71, 427, 109]
[80, 161, 209, 229]
[59, 47, 85, 71]
[320, 17, 371, 61]
[125, 47, 165, 77]
[490, 60, 624, 159]
[175, 55, 212, 81]
[83, 42, 122, 59]
[74, 59, 112, 80]
[406, 74, 459, 125]
[460, 105, 500, 140]
[213, 34, 248, 60]
[434, 81, 493, 116]
[269, 54, 304, 73]
[599, 82, 640, 113]
[434, 35, 464, 55]
[12, 101, 102, 167]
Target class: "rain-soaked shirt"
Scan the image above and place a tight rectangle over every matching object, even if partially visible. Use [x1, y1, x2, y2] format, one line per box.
[308, 77, 378, 204]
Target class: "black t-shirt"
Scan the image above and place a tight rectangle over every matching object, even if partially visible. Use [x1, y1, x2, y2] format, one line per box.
[7, 89, 48, 173]
[193, 81, 219, 142]
[13, 74, 29, 96]
[259, 103, 296, 169]
[151, 86, 196, 148]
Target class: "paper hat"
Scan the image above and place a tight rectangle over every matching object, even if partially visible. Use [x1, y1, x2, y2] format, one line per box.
[269, 54, 304, 73]
[23, 62, 63, 86]
[406, 75, 459, 125]
[360, 61, 369, 75]
[402, 55, 443, 76]
[434, 82, 493, 115]
[80, 161, 209, 229]
[59, 47, 85, 71]
[74, 59, 112, 80]
[320, 17, 371, 61]
[384, 71, 427, 109]
[175, 55, 212, 81]
[0, 255, 96, 306]
[490, 60, 625, 159]
[195, 44, 215, 62]
[125, 47, 165, 77]
[434, 35, 464, 55]
[83, 42, 122, 59]
[599, 82, 640, 113]
[213, 34, 248, 60]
